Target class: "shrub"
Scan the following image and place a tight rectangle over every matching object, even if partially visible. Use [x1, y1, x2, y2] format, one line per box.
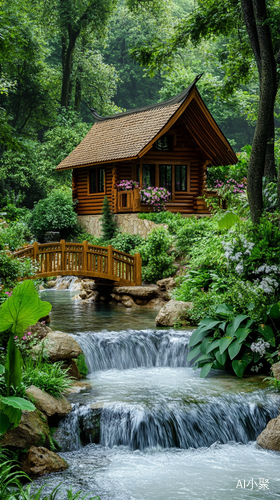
[135, 227, 175, 283]
[0, 220, 32, 251]
[110, 232, 144, 253]
[22, 358, 73, 398]
[0, 252, 35, 288]
[29, 188, 77, 240]
[100, 196, 117, 240]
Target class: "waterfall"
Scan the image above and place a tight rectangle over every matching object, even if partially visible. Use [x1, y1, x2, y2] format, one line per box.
[72, 329, 192, 372]
[50, 276, 81, 290]
[56, 392, 279, 452]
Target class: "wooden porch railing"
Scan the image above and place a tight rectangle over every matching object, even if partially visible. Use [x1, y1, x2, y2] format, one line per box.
[14, 241, 142, 286]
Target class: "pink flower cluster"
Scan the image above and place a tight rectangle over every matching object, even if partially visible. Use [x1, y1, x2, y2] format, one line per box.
[140, 187, 171, 212]
[4, 291, 12, 297]
[14, 332, 32, 341]
[115, 180, 140, 191]
[214, 178, 247, 194]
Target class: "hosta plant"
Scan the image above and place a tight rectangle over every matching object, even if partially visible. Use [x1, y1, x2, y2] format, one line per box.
[187, 303, 280, 378]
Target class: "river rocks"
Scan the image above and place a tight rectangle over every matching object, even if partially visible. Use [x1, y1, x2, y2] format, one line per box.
[25, 385, 71, 418]
[257, 415, 280, 451]
[113, 285, 159, 298]
[1, 410, 50, 449]
[33, 331, 82, 362]
[82, 279, 97, 292]
[44, 279, 57, 289]
[62, 359, 82, 380]
[272, 362, 280, 380]
[155, 299, 192, 326]
[21, 446, 68, 477]
[65, 381, 91, 394]
[25, 321, 51, 340]
[146, 298, 166, 309]
[156, 277, 176, 291]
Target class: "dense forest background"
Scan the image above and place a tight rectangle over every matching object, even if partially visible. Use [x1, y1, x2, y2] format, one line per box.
[0, 0, 278, 209]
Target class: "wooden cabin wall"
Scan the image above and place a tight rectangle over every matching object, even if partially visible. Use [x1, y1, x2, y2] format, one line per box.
[73, 165, 114, 215]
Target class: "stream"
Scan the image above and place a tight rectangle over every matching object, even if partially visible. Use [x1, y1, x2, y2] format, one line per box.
[37, 289, 280, 499]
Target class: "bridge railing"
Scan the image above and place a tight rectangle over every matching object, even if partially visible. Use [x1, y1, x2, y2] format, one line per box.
[13, 240, 142, 286]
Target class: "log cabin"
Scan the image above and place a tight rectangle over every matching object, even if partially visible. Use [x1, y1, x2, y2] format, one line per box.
[56, 75, 237, 224]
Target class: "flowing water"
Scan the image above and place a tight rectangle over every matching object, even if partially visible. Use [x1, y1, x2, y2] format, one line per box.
[38, 289, 280, 499]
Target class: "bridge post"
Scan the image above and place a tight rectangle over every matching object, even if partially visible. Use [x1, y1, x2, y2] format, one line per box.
[107, 245, 113, 276]
[82, 240, 88, 273]
[60, 239, 65, 271]
[134, 253, 142, 286]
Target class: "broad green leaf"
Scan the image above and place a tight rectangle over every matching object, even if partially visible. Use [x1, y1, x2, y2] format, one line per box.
[0, 364, 4, 376]
[0, 280, 52, 336]
[200, 337, 213, 354]
[187, 344, 202, 363]
[212, 360, 224, 370]
[217, 212, 240, 230]
[215, 304, 233, 316]
[234, 327, 251, 343]
[232, 350, 253, 378]
[1, 397, 35, 412]
[232, 359, 246, 378]
[195, 354, 214, 365]
[5, 337, 22, 394]
[219, 336, 235, 354]
[200, 362, 213, 378]
[268, 303, 280, 320]
[258, 324, 275, 346]
[232, 314, 249, 333]
[206, 338, 221, 354]
[228, 339, 242, 360]
[0, 413, 10, 435]
[189, 325, 217, 348]
[215, 349, 228, 366]
[199, 318, 220, 327]
[219, 321, 227, 332]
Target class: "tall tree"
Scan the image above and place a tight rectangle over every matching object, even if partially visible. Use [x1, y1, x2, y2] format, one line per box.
[132, 0, 280, 222]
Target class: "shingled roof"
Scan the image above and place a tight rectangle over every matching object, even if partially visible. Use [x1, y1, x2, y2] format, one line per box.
[56, 75, 237, 170]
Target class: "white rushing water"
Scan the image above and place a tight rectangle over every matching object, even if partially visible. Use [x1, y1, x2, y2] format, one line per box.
[38, 291, 280, 500]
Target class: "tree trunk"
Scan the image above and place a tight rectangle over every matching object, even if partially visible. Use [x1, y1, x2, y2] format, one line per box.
[74, 77, 82, 112]
[61, 27, 80, 108]
[242, 0, 277, 223]
[264, 109, 277, 181]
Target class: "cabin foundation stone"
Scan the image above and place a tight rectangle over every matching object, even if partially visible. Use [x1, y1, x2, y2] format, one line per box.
[78, 214, 168, 238]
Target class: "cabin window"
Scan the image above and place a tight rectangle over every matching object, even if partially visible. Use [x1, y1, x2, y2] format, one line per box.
[153, 135, 173, 151]
[175, 165, 188, 191]
[159, 165, 172, 192]
[142, 164, 155, 187]
[89, 168, 105, 193]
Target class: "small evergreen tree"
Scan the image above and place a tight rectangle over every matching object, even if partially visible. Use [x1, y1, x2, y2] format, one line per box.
[100, 196, 117, 240]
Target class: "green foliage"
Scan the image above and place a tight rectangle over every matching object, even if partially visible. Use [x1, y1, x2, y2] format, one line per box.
[135, 227, 175, 283]
[0, 221, 33, 251]
[217, 212, 240, 230]
[30, 188, 77, 241]
[187, 302, 280, 378]
[76, 354, 88, 379]
[110, 232, 144, 254]
[100, 196, 117, 241]
[0, 280, 51, 433]
[22, 358, 73, 399]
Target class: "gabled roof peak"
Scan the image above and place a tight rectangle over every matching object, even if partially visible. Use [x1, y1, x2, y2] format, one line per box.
[90, 74, 204, 122]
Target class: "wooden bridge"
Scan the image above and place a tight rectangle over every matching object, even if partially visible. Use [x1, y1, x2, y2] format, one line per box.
[14, 240, 142, 286]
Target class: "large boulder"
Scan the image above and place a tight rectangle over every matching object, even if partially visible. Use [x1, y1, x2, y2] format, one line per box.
[257, 415, 280, 451]
[155, 299, 192, 326]
[1, 410, 50, 449]
[24, 321, 51, 340]
[272, 362, 280, 380]
[81, 279, 96, 291]
[121, 295, 137, 308]
[113, 285, 159, 299]
[21, 446, 68, 477]
[25, 386, 71, 418]
[156, 277, 176, 291]
[34, 331, 82, 362]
